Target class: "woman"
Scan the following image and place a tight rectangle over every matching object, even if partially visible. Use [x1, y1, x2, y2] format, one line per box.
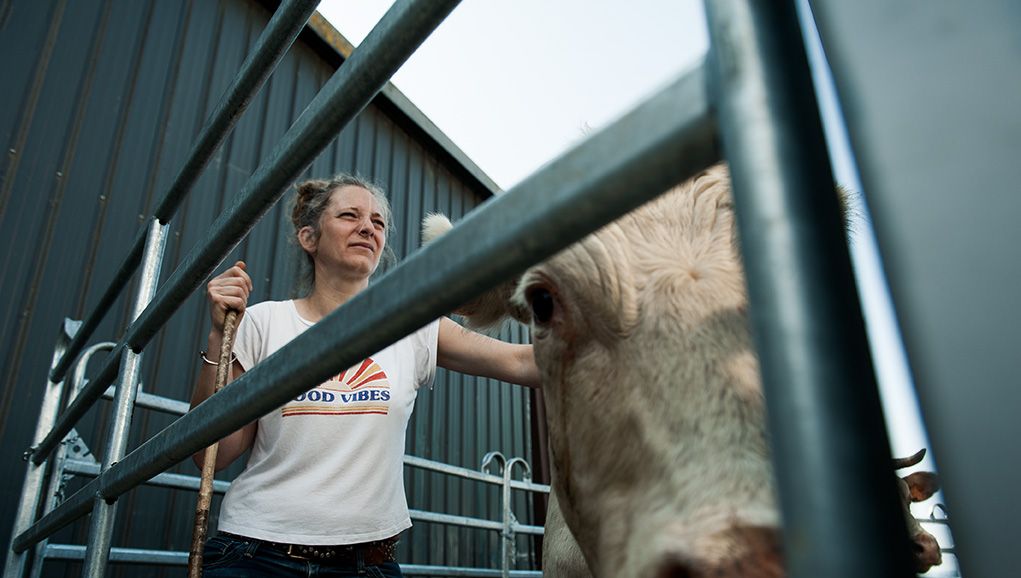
[191, 174, 539, 577]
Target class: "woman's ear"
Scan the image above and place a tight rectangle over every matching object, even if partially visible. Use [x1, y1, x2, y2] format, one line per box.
[297, 226, 317, 254]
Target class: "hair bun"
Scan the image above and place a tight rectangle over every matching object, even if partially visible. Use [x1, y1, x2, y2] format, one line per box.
[291, 179, 329, 229]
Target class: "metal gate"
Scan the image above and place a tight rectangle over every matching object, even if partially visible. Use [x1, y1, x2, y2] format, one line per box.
[4, 0, 993, 576]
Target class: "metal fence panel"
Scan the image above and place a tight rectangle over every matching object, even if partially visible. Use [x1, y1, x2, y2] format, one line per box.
[0, 1, 534, 575]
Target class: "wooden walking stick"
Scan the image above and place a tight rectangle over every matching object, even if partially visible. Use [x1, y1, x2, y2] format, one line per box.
[188, 309, 239, 578]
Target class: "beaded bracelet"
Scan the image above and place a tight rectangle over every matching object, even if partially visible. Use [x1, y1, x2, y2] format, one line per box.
[200, 351, 238, 366]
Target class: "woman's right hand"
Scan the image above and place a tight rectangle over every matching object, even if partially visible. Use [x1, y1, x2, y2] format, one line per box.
[206, 261, 252, 332]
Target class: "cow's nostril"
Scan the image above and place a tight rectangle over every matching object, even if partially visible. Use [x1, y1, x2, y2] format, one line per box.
[654, 559, 692, 578]
[912, 533, 943, 573]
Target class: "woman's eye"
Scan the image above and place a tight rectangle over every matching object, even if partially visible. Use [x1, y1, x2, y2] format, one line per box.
[373, 220, 386, 230]
[527, 287, 556, 325]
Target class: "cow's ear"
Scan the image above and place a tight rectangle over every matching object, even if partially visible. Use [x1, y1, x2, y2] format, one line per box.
[421, 212, 453, 244]
[903, 472, 940, 502]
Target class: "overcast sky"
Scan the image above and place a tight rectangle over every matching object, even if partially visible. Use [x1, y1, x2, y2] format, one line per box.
[317, 0, 708, 189]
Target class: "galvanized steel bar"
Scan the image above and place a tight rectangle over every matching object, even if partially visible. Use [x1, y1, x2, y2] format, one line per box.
[81, 218, 168, 577]
[63, 459, 231, 495]
[703, 1, 913, 577]
[510, 524, 544, 536]
[73, 344, 115, 377]
[480, 453, 533, 578]
[101, 386, 191, 416]
[404, 455, 550, 493]
[29, 342, 112, 578]
[125, 0, 462, 353]
[409, 510, 503, 532]
[500, 458, 531, 578]
[45, 544, 187, 566]
[48, 0, 321, 384]
[3, 319, 79, 578]
[29, 0, 460, 467]
[13, 61, 717, 552]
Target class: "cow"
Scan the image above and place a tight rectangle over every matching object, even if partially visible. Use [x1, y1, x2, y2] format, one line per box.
[423, 163, 942, 577]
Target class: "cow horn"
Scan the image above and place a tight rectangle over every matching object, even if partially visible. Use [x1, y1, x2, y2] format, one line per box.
[892, 448, 926, 470]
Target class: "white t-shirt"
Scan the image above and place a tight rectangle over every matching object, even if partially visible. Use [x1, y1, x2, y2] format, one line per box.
[218, 300, 440, 545]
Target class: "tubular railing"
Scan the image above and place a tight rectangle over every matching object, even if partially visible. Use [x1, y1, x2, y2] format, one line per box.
[24, 336, 547, 576]
[6, 0, 938, 577]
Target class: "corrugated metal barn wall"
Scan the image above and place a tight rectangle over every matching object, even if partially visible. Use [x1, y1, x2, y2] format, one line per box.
[0, 0, 539, 574]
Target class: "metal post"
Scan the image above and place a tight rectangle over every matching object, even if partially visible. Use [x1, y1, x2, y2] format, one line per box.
[481, 452, 508, 577]
[702, 1, 914, 577]
[482, 453, 532, 578]
[28, 343, 112, 578]
[501, 458, 530, 577]
[3, 319, 80, 578]
[80, 219, 168, 577]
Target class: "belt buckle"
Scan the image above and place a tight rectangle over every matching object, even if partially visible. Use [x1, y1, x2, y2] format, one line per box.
[285, 544, 313, 561]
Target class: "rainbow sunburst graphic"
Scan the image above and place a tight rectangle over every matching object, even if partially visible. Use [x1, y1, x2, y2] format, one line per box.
[282, 357, 392, 417]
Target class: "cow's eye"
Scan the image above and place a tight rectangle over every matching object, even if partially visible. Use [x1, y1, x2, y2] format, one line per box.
[527, 287, 555, 325]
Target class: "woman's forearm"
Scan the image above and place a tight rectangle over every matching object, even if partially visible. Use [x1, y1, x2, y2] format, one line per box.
[190, 331, 255, 471]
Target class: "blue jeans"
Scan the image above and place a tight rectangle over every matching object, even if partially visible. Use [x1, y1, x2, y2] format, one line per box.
[202, 533, 404, 577]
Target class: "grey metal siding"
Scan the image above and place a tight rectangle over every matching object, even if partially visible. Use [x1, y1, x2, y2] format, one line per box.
[0, 0, 537, 574]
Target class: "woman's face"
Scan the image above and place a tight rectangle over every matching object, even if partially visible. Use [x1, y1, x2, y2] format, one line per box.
[302, 185, 387, 280]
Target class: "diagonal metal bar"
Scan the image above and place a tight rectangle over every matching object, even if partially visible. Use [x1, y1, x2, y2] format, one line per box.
[151, 0, 322, 222]
[48, 0, 321, 384]
[13, 60, 717, 554]
[31, 0, 461, 465]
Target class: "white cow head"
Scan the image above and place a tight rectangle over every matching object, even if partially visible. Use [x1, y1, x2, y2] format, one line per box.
[425, 164, 937, 577]
[510, 165, 782, 578]
[429, 165, 782, 577]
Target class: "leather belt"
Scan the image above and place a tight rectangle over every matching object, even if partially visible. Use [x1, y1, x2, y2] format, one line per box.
[221, 532, 398, 565]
